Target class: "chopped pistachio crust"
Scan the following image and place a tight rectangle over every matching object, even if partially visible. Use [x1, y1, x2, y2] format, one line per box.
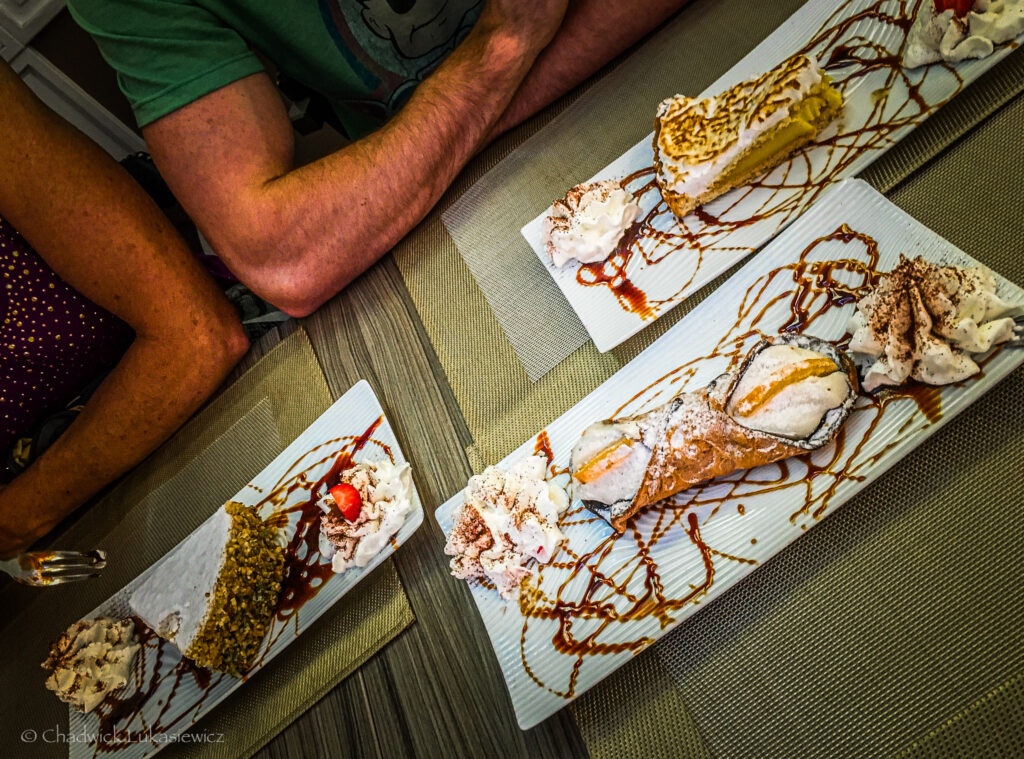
[184, 501, 285, 676]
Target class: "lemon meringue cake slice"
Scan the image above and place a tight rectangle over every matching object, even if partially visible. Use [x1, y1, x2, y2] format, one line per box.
[653, 54, 842, 220]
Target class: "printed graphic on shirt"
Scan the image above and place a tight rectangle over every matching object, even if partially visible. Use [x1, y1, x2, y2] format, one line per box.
[318, 0, 483, 121]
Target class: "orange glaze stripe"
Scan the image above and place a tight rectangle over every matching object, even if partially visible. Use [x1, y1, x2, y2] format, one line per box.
[733, 357, 838, 416]
[573, 440, 635, 484]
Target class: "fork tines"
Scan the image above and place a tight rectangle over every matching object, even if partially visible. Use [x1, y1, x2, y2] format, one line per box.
[35, 570, 103, 586]
[35, 549, 107, 570]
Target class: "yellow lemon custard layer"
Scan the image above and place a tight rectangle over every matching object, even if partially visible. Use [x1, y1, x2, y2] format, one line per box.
[653, 54, 843, 220]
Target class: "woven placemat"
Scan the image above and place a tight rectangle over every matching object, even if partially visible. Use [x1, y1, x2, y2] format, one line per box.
[441, 0, 807, 381]
[394, 2, 1024, 755]
[897, 672, 1024, 758]
[0, 329, 414, 759]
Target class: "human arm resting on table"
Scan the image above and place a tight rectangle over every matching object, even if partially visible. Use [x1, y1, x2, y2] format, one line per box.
[140, 1, 569, 317]
[0, 63, 249, 557]
[489, 0, 694, 138]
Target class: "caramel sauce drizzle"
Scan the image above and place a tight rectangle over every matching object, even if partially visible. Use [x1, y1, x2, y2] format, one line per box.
[92, 619, 224, 754]
[575, 0, 972, 319]
[513, 222, 974, 702]
[533, 429, 555, 470]
[89, 417, 391, 753]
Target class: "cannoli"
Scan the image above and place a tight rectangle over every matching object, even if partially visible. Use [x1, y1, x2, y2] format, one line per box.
[570, 334, 858, 531]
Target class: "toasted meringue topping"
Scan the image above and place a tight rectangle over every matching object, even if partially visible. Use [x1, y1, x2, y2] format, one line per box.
[543, 180, 640, 267]
[653, 55, 825, 199]
[848, 256, 1019, 391]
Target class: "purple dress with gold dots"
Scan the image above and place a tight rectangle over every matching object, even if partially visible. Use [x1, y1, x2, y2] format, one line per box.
[0, 215, 133, 454]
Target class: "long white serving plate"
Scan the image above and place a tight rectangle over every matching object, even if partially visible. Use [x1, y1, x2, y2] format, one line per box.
[68, 379, 423, 759]
[449, 179, 1024, 728]
[521, 0, 1023, 352]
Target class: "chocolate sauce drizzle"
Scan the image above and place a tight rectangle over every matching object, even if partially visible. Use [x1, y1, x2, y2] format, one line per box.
[264, 416, 388, 646]
[91, 618, 224, 754]
[576, 0, 975, 319]
[87, 418, 392, 753]
[511, 224, 987, 702]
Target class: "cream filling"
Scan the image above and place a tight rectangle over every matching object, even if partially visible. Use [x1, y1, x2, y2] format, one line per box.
[714, 83, 842, 189]
[727, 345, 850, 439]
[570, 420, 652, 509]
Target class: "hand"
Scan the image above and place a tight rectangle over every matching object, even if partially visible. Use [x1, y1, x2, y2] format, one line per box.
[0, 535, 27, 561]
[478, 0, 570, 55]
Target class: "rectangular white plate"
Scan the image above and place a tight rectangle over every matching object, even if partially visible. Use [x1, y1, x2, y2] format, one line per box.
[449, 179, 1024, 728]
[522, 0, 1023, 352]
[68, 379, 423, 759]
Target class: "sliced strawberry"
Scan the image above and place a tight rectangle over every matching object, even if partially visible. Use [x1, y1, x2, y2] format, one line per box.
[934, 0, 974, 17]
[329, 483, 362, 522]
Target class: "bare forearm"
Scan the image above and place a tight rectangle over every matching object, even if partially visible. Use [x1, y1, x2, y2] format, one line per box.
[158, 20, 553, 315]
[490, 0, 691, 138]
[0, 64, 249, 556]
[0, 333, 240, 555]
[269, 28, 535, 296]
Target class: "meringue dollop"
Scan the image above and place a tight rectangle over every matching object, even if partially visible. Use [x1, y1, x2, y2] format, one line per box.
[317, 460, 415, 574]
[42, 617, 140, 713]
[904, 0, 1024, 69]
[445, 455, 569, 601]
[543, 180, 641, 267]
[848, 256, 1019, 391]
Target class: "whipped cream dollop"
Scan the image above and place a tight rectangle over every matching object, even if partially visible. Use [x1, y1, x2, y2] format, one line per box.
[904, 0, 1024, 68]
[42, 617, 140, 713]
[445, 455, 569, 601]
[849, 256, 1019, 391]
[543, 180, 641, 267]
[655, 54, 824, 200]
[727, 344, 852, 439]
[317, 460, 414, 574]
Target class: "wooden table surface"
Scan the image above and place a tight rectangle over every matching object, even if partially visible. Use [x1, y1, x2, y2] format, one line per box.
[228, 258, 587, 758]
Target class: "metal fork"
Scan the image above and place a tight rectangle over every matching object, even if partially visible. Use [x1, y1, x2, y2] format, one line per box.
[1009, 315, 1024, 348]
[0, 549, 107, 586]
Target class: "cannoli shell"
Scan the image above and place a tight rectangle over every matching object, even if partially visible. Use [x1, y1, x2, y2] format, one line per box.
[606, 335, 858, 532]
[629, 383, 804, 521]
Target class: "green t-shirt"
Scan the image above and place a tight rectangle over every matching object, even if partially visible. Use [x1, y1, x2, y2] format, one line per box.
[69, 0, 484, 137]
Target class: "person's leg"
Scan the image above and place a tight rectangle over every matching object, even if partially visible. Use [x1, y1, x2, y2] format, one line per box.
[490, 0, 692, 138]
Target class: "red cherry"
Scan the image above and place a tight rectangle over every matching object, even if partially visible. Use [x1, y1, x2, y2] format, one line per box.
[329, 483, 362, 522]
[934, 0, 974, 17]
